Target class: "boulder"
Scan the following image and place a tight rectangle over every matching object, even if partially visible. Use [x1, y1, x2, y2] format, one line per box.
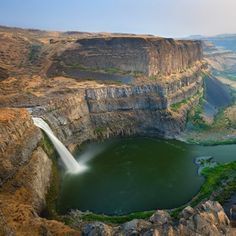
[149, 210, 171, 225]
[82, 222, 113, 236]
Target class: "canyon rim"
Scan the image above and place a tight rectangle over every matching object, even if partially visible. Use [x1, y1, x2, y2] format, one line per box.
[1, 1, 236, 235]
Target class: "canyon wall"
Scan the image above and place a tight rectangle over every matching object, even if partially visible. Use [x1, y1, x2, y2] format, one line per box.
[0, 108, 41, 185]
[2, 31, 223, 235]
[43, 37, 203, 149]
[76, 200, 236, 235]
[47, 37, 202, 77]
[34, 65, 204, 150]
[0, 108, 79, 235]
[1, 108, 236, 235]
[0, 37, 203, 151]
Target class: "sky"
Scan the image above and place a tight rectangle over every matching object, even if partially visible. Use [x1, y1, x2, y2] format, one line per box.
[0, 0, 236, 38]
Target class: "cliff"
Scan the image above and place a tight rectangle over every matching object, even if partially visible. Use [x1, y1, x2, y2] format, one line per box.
[0, 109, 235, 235]
[47, 36, 202, 77]
[74, 200, 236, 235]
[4, 27, 235, 236]
[0, 108, 79, 236]
[0, 108, 41, 185]
[32, 64, 204, 150]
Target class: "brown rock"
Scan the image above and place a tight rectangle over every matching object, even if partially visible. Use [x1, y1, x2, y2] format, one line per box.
[48, 37, 202, 77]
[149, 210, 171, 225]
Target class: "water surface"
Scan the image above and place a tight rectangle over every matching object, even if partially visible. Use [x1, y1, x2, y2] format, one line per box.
[57, 138, 236, 215]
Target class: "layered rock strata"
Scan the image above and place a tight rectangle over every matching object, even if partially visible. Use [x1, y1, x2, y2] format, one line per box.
[0, 108, 80, 235]
[0, 112, 234, 236]
[71, 201, 236, 235]
[48, 37, 202, 77]
[35, 66, 203, 150]
[0, 108, 41, 185]
[3, 30, 232, 235]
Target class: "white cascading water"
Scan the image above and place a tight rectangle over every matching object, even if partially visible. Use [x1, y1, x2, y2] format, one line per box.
[32, 117, 87, 173]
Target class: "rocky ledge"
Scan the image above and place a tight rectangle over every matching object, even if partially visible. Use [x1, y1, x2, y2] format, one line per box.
[48, 36, 202, 77]
[69, 200, 236, 236]
[1, 29, 235, 235]
[36, 65, 204, 151]
[1, 108, 236, 236]
[0, 108, 79, 236]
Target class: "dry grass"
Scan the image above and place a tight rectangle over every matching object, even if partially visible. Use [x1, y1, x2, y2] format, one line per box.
[0, 108, 28, 122]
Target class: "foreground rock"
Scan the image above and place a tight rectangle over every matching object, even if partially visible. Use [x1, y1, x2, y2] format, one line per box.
[0, 108, 41, 185]
[0, 108, 80, 236]
[1, 108, 236, 235]
[77, 201, 236, 236]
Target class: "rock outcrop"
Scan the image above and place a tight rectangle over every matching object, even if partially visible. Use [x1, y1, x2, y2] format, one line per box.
[0, 108, 41, 185]
[2, 27, 235, 236]
[48, 36, 202, 77]
[34, 65, 203, 150]
[76, 201, 236, 235]
[0, 108, 80, 236]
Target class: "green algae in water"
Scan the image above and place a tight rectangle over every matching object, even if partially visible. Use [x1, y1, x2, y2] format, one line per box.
[57, 138, 205, 215]
[57, 138, 236, 215]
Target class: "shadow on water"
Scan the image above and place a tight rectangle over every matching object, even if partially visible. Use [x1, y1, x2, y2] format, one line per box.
[57, 137, 236, 215]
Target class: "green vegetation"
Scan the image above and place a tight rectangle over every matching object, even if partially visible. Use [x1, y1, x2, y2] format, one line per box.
[104, 67, 122, 74]
[94, 126, 107, 135]
[185, 85, 236, 145]
[103, 79, 123, 85]
[62, 161, 236, 223]
[69, 63, 95, 71]
[170, 97, 191, 112]
[170, 161, 236, 218]
[193, 138, 236, 146]
[187, 98, 210, 130]
[211, 108, 231, 129]
[65, 62, 144, 78]
[69, 64, 122, 74]
[228, 74, 236, 81]
[191, 161, 236, 206]
[64, 210, 155, 225]
[29, 44, 41, 63]
[130, 71, 144, 78]
[149, 75, 157, 81]
[170, 90, 203, 113]
[40, 133, 61, 220]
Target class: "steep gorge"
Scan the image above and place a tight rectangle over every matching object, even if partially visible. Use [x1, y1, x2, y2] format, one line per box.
[48, 37, 202, 77]
[1, 29, 235, 235]
[36, 65, 204, 151]
[26, 36, 204, 150]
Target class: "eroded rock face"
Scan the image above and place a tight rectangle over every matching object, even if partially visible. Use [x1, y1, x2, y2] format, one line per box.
[35, 93, 95, 151]
[1, 93, 236, 236]
[177, 201, 231, 236]
[75, 201, 235, 236]
[0, 108, 80, 236]
[48, 37, 202, 77]
[2, 32, 234, 236]
[81, 222, 113, 236]
[36, 66, 203, 151]
[0, 108, 41, 185]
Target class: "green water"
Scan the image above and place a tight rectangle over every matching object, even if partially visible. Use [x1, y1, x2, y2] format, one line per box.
[57, 137, 236, 215]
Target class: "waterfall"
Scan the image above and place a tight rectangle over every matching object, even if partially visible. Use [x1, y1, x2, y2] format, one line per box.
[32, 117, 86, 173]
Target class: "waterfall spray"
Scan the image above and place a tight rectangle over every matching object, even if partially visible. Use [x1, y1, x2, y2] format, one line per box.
[33, 117, 87, 173]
